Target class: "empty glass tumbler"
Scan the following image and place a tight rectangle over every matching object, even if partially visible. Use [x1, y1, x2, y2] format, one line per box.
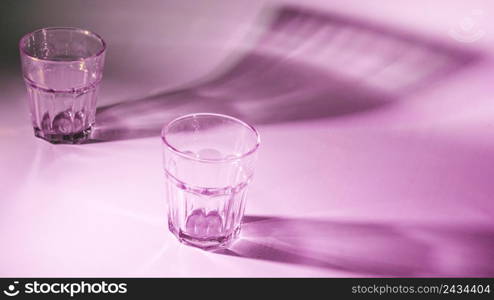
[162, 113, 260, 249]
[19, 27, 106, 143]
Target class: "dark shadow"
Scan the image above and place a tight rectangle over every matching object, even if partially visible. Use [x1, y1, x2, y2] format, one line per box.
[92, 5, 481, 143]
[214, 215, 494, 276]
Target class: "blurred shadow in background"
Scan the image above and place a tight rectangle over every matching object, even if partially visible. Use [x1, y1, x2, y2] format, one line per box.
[214, 215, 494, 276]
[93, 5, 480, 142]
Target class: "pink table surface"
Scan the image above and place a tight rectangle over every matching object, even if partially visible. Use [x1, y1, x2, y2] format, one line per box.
[1, 0, 494, 277]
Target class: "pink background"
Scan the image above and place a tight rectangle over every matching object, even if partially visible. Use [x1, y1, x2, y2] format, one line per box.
[1, 0, 494, 277]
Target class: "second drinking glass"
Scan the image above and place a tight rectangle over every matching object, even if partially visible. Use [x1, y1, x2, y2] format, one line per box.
[162, 113, 260, 249]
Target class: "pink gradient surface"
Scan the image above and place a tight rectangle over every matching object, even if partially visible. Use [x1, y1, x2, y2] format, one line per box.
[1, 0, 494, 277]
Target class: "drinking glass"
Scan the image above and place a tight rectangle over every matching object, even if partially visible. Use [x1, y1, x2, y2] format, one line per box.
[19, 27, 106, 144]
[162, 113, 260, 249]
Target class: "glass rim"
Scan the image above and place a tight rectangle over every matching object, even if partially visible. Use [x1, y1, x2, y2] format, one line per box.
[161, 113, 261, 163]
[19, 27, 107, 63]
